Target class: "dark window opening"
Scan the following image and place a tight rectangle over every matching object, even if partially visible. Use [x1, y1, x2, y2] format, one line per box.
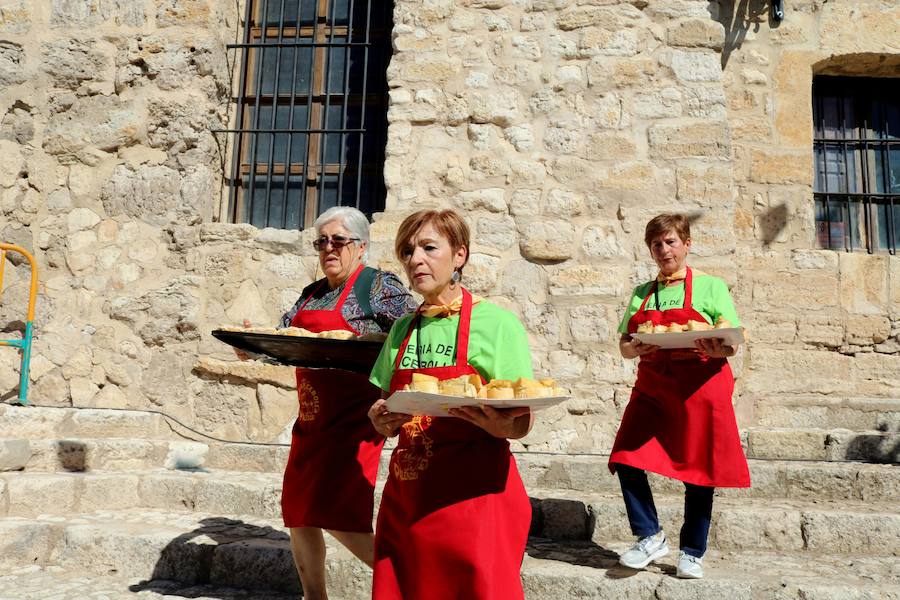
[228, 0, 393, 229]
[813, 76, 900, 254]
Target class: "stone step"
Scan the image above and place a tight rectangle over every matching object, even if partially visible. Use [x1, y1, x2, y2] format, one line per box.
[516, 454, 900, 503]
[0, 511, 897, 599]
[529, 490, 900, 556]
[1, 470, 897, 556]
[0, 436, 290, 473]
[0, 404, 172, 440]
[751, 395, 900, 431]
[742, 426, 900, 463]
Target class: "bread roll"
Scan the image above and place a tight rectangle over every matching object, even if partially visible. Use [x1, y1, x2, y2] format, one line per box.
[410, 380, 439, 393]
[652, 324, 668, 334]
[516, 385, 552, 399]
[486, 379, 514, 389]
[486, 387, 515, 400]
[319, 329, 355, 340]
[539, 378, 556, 387]
[714, 316, 733, 329]
[468, 374, 484, 392]
[686, 320, 712, 331]
[636, 321, 654, 334]
[412, 373, 439, 384]
[666, 323, 685, 333]
[514, 377, 541, 388]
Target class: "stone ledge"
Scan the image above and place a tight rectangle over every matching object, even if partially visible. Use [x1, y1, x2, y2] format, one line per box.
[192, 357, 295, 389]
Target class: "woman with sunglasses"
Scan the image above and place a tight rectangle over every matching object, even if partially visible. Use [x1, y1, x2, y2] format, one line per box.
[367, 209, 535, 600]
[277, 206, 416, 599]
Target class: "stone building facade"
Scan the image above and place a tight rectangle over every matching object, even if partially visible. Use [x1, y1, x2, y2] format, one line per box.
[0, 0, 897, 451]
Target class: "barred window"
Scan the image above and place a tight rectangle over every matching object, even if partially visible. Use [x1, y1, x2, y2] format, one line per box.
[228, 0, 393, 229]
[813, 76, 900, 254]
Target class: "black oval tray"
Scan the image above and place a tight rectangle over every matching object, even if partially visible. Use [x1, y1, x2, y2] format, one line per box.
[212, 329, 384, 373]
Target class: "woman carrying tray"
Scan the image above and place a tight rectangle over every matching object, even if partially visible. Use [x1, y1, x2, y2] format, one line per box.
[277, 206, 416, 598]
[610, 213, 750, 579]
[367, 209, 535, 600]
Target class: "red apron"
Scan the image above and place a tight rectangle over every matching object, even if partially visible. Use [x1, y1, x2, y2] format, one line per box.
[372, 289, 531, 600]
[608, 268, 750, 488]
[281, 264, 385, 531]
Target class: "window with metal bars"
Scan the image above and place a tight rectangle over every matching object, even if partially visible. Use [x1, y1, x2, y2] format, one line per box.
[227, 0, 393, 229]
[813, 76, 900, 254]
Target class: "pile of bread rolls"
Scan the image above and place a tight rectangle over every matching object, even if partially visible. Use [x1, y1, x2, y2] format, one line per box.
[401, 373, 564, 399]
[636, 316, 733, 334]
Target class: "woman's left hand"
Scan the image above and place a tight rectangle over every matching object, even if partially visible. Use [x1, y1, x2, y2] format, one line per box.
[449, 405, 531, 439]
[694, 337, 735, 358]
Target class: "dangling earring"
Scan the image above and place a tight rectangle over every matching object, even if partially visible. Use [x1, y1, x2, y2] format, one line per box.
[450, 269, 461, 286]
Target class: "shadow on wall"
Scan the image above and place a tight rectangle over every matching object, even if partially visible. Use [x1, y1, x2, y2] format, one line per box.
[758, 203, 790, 246]
[129, 517, 299, 598]
[842, 424, 900, 465]
[713, 0, 781, 68]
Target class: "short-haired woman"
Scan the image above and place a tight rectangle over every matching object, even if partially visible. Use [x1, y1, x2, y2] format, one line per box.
[367, 209, 535, 599]
[278, 206, 416, 599]
[609, 213, 750, 579]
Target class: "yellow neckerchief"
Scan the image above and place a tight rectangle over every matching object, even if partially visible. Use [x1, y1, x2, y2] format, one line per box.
[418, 293, 483, 318]
[656, 267, 705, 286]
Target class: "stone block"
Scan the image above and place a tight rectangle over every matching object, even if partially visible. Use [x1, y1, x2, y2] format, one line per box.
[583, 132, 637, 161]
[749, 150, 812, 185]
[464, 253, 500, 294]
[501, 260, 547, 305]
[156, 0, 213, 27]
[138, 473, 200, 511]
[0, 439, 29, 471]
[648, 122, 730, 159]
[827, 429, 900, 464]
[846, 314, 892, 345]
[568, 305, 612, 344]
[453, 188, 506, 213]
[518, 220, 576, 261]
[713, 507, 803, 551]
[194, 478, 281, 519]
[746, 428, 827, 461]
[802, 511, 900, 555]
[577, 27, 639, 58]
[7, 474, 78, 517]
[782, 464, 857, 502]
[857, 465, 900, 503]
[745, 349, 852, 395]
[839, 253, 890, 315]
[675, 163, 733, 208]
[0, 521, 59, 566]
[666, 19, 725, 49]
[210, 537, 299, 593]
[549, 265, 627, 299]
[0, 41, 24, 87]
[669, 49, 722, 82]
[820, 3, 900, 54]
[797, 314, 843, 346]
[468, 88, 519, 126]
[80, 474, 142, 510]
[539, 498, 591, 540]
[742, 315, 796, 344]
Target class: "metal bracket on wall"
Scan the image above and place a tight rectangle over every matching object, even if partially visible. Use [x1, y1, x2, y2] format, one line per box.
[772, 0, 785, 21]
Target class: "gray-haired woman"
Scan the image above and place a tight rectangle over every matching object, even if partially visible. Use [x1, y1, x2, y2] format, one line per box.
[277, 206, 416, 598]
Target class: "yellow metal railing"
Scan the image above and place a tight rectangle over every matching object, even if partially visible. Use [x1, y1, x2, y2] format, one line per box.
[0, 243, 37, 404]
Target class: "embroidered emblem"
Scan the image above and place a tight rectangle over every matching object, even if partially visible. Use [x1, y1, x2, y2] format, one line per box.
[393, 415, 434, 481]
[297, 380, 320, 421]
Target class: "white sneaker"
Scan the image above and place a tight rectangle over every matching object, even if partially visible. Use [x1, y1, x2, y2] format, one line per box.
[618, 530, 669, 569]
[676, 551, 704, 579]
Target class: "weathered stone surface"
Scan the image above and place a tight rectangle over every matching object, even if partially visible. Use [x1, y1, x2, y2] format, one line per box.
[109, 277, 201, 346]
[0, 42, 25, 87]
[648, 122, 731, 159]
[749, 150, 812, 185]
[839, 253, 890, 316]
[667, 19, 725, 49]
[453, 188, 507, 213]
[50, 0, 145, 27]
[519, 220, 576, 262]
[669, 49, 722, 82]
[0, 439, 29, 471]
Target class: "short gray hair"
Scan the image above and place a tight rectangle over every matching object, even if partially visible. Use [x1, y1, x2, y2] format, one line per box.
[313, 206, 370, 263]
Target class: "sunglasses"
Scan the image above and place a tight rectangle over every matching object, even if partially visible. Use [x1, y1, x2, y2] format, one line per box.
[312, 234, 360, 251]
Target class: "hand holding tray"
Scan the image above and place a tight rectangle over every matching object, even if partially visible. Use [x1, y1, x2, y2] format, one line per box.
[385, 390, 569, 417]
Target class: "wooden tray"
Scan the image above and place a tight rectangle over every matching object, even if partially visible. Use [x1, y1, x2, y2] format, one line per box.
[630, 327, 745, 350]
[212, 329, 384, 373]
[385, 390, 569, 417]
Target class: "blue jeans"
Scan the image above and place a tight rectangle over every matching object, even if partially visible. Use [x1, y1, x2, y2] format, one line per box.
[615, 463, 714, 558]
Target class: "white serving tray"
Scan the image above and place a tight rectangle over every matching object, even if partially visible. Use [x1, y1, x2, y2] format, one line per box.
[384, 390, 569, 417]
[630, 327, 745, 350]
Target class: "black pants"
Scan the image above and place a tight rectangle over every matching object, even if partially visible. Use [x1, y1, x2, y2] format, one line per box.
[616, 463, 714, 558]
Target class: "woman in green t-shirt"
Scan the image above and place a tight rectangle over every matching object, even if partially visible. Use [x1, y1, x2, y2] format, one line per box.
[609, 213, 750, 580]
[367, 209, 534, 600]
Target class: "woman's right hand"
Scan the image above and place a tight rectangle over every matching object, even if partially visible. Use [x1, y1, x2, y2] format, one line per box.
[368, 399, 412, 438]
[619, 334, 660, 359]
[234, 319, 252, 361]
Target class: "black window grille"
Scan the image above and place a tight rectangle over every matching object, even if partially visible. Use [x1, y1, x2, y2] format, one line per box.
[813, 76, 900, 254]
[227, 0, 393, 229]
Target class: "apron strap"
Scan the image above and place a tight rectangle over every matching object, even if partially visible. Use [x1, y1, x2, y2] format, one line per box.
[683, 266, 693, 308]
[637, 281, 658, 313]
[392, 287, 474, 371]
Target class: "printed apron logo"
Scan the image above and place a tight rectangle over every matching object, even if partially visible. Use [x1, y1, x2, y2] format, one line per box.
[297, 380, 321, 421]
[393, 416, 434, 481]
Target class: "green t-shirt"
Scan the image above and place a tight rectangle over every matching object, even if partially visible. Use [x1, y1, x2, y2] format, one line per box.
[370, 301, 534, 391]
[617, 272, 741, 334]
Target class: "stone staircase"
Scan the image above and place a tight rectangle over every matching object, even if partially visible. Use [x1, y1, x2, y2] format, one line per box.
[0, 401, 898, 599]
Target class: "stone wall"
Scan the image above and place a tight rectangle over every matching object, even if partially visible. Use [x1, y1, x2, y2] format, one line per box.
[0, 0, 897, 449]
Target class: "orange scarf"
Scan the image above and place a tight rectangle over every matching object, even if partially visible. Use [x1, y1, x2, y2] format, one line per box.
[418, 293, 483, 317]
[657, 267, 705, 285]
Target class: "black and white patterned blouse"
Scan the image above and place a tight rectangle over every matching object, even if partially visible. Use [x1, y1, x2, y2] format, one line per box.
[279, 268, 417, 334]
